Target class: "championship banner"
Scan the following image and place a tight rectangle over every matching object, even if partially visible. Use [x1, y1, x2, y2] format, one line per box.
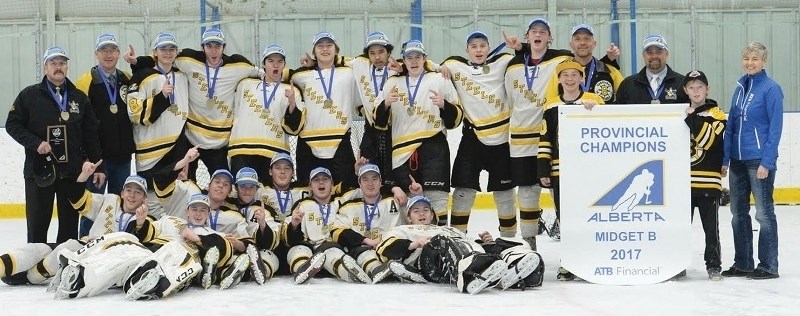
[559, 104, 690, 285]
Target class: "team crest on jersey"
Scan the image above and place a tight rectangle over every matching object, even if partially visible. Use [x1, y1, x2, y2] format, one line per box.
[119, 85, 129, 101]
[665, 87, 677, 100]
[127, 83, 138, 92]
[593, 80, 613, 101]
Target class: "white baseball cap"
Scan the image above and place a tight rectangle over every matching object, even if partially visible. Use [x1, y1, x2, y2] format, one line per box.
[42, 46, 69, 63]
[123, 175, 148, 193]
[95, 33, 120, 51]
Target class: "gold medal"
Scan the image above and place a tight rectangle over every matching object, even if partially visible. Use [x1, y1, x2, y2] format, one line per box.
[322, 225, 331, 236]
[407, 106, 415, 116]
[651, 99, 661, 104]
[482, 65, 490, 74]
[60, 111, 69, 121]
[169, 104, 178, 112]
[109, 104, 118, 114]
[323, 99, 333, 107]
[207, 99, 215, 107]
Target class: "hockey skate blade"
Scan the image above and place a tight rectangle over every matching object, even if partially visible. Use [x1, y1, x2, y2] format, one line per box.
[125, 268, 162, 300]
[246, 246, 267, 285]
[201, 248, 220, 289]
[466, 260, 507, 295]
[219, 255, 250, 290]
[388, 261, 428, 283]
[369, 263, 393, 284]
[499, 254, 541, 290]
[341, 255, 371, 284]
[54, 265, 81, 299]
[294, 253, 326, 285]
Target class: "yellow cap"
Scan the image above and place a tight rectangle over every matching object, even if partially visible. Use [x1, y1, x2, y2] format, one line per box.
[556, 61, 584, 77]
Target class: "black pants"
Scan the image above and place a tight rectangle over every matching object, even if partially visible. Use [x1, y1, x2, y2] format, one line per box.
[189, 147, 230, 183]
[359, 123, 394, 188]
[551, 176, 561, 220]
[24, 177, 78, 243]
[691, 195, 722, 270]
[295, 132, 357, 191]
[230, 154, 275, 187]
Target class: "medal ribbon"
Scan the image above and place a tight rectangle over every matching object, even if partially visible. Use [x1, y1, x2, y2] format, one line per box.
[261, 78, 280, 110]
[118, 212, 135, 232]
[210, 209, 221, 230]
[523, 54, 539, 92]
[318, 202, 331, 226]
[363, 202, 378, 231]
[647, 79, 666, 101]
[156, 64, 176, 104]
[580, 58, 596, 92]
[405, 72, 425, 107]
[205, 62, 221, 100]
[99, 67, 119, 105]
[47, 83, 68, 112]
[371, 66, 388, 97]
[275, 189, 291, 217]
[316, 66, 335, 101]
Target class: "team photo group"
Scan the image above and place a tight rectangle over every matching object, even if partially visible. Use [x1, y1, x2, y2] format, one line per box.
[1, 13, 783, 300]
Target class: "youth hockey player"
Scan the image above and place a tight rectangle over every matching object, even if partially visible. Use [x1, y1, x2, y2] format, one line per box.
[230, 167, 279, 283]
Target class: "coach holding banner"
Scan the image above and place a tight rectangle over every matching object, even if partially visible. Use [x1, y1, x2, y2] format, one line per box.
[6, 46, 104, 244]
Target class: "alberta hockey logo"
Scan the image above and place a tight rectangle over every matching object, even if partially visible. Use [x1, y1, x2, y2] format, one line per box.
[594, 160, 664, 211]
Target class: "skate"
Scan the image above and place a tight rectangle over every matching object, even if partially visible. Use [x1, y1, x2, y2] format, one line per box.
[125, 261, 164, 300]
[219, 254, 250, 290]
[557, 267, 575, 281]
[458, 254, 507, 295]
[548, 220, 561, 241]
[368, 262, 393, 284]
[341, 255, 371, 284]
[294, 252, 326, 284]
[498, 252, 541, 290]
[54, 264, 84, 299]
[200, 247, 220, 289]
[388, 261, 428, 283]
[246, 245, 268, 285]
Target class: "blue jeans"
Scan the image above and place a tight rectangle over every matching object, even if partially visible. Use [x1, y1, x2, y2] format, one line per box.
[81, 158, 132, 237]
[728, 159, 779, 274]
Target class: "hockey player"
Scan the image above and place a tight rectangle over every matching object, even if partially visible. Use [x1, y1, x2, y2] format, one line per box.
[125, 29, 263, 181]
[682, 70, 725, 280]
[289, 32, 361, 191]
[228, 44, 304, 183]
[537, 60, 604, 280]
[374, 40, 463, 226]
[126, 32, 191, 188]
[377, 196, 544, 294]
[438, 31, 518, 242]
[282, 167, 372, 284]
[147, 145, 203, 218]
[230, 167, 279, 283]
[331, 163, 422, 283]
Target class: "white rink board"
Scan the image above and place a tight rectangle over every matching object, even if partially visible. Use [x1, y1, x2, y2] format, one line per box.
[559, 104, 691, 285]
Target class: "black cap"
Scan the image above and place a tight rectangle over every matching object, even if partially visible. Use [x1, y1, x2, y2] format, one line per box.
[34, 154, 56, 187]
[683, 70, 709, 87]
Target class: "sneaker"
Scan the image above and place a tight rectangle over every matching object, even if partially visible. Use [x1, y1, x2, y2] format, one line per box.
[458, 255, 507, 295]
[557, 267, 575, 281]
[707, 268, 722, 281]
[341, 255, 371, 284]
[522, 236, 537, 251]
[720, 266, 752, 278]
[388, 261, 427, 283]
[125, 265, 164, 300]
[200, 247, 220, 289]
[368, 262, 393, 284]
[54, 264, 84, 299]
[548, 220, 561, 241]
[219, 254, 250, 290]
[245, 245, 268, 285]
[294, 252, 326, 284]
[498, 252, 541, 290]
[747, 268, 779, 280]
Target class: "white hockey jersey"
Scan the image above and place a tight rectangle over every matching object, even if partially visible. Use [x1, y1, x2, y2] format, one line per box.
[332, 195, 403, 243]
[281, 197, 341, 247]
[70, 191, 138, 238]
[350, 55, 396, 125]
[257, 186, 310, 222]
[149, 179, 202, 219]
[377, 224, 465, 265]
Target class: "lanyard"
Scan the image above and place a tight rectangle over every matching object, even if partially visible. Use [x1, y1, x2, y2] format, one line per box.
[46, 83, 68, 112]
[210, 209, 221, 230]
[205, 62, 221, 100]
[316, 66, 335, 101]
[363, 202, 378, 231]
[99, 67, 118, 105]
[156, 64, 176, 104]
[405, 73, 425, 107]
[118, 212, 135, 232]
[647, 78, 666, 100]
[523, 54, 539, 91]
[261, 79, 280, 110]
[371, 66, 388, 97]
[580, 58, 596, 92]
[318, 202, 331, 226]
[275, 189, 291, 216]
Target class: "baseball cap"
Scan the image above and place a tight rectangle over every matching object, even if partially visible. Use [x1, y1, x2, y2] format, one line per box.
[571, 23, 594, 36]
[357, 163, 381, 178]
[152, 33, 178, 50]
[261, 44, 286, 61]
[528, 17, 551, 30]
[556, 60, 584, 76]
[466, 31, 488, 44]
[402, 40, 426, 57]
[187, 193, 211, 209]
[211, 169, 234, 183]
[406, 195, 432, 213]
[270, 152, 294, 167]
[95, 33, 119, 51]
[313, 32, 337, 46]
[42, 46, 69, 63]
[683, 70, 709, 87]
[309, 167, 332, 180]
[123, 175, 148, 192]
[642, 34, 668, 51]
[365, 31, 390, 48]
[201, 28, 225, 45]
[235, 167, 259, 187]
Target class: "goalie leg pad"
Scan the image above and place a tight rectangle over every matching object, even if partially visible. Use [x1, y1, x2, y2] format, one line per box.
[124, 240, 201, 300]
[61, 238, 152, 298]
[29, 239, 83, 285]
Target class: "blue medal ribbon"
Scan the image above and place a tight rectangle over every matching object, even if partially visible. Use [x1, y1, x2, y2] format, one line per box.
[210, 209, 220, 230]
[118, 212, 135, 232]
[99, 67, 119, 105]
[647, 79, 666, 101]
[318, 202, 331, 226]
[371, 66, 388, 97]
[156, 64, 176, 104]
[405, 72, 425, 107]
[363, 202, 378, 231]
[46, 83, 68, 112]
[316, 66, 335, 102]
[580, 58, 596, 92]
[275, 189, 291, 217]
[261, 79, 280, 110]
[205, 62, 222, 101]
[523, 54, 539, 92]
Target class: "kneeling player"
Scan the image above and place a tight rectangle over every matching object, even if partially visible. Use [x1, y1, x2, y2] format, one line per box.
[282, 167, 371, 284]
[377, 196, 544, 294]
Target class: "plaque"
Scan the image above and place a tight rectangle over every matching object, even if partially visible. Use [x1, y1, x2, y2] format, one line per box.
[47, 125, 68, 163]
